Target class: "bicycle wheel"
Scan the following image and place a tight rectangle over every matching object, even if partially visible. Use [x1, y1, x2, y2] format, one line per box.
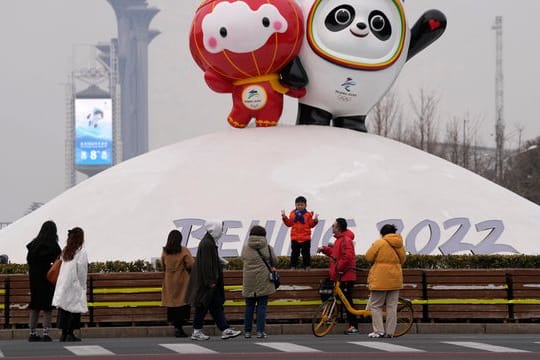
[312, 299, 338, 337]
[393, 297, 414, 337]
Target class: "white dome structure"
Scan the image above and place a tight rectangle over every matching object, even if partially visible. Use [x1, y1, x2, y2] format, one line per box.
[1, 126, 539, 262]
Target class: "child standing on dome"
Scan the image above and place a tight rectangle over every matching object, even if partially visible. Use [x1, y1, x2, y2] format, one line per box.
[281, 196, 318, 270]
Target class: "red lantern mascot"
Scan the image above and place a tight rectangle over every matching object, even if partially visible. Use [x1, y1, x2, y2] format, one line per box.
[190, 0, 306, 128]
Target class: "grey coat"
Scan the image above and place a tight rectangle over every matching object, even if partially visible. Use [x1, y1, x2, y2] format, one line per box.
[241, 235, 278, 298]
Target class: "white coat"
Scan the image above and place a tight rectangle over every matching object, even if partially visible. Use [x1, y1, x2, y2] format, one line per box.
[52, 248, 88, 313]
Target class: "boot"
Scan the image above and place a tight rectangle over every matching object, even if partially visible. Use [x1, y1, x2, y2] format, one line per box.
[174, 327, 188, 338]
[59, 330, 68, 342]
[66, 330, 81, 342]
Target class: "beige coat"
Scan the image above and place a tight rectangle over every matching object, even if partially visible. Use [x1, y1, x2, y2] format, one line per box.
[241, 235, 278, 298]
[365, 233, 406, 291]
[161, 247, 194, 307]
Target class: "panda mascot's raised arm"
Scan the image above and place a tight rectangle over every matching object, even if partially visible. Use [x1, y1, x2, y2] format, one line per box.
[292, 0, 447, 132]
[407, 9, 446, 61]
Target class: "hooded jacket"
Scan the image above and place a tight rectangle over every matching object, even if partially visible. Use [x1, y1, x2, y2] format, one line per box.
[320, 229, 356, 282]
[365, 233, 406, 291]
[186, 220, 225, 307]
[241, 235, 278, 298]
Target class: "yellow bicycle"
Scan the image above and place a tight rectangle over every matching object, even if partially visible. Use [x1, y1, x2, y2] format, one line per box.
[312, 276, 414, 337]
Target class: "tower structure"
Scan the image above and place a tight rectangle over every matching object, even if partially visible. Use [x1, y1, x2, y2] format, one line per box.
[492, 16, 505, 182]
[65, 78, 76, 189]
[65, 43, 118, 189]
[107, 0, 160, 161]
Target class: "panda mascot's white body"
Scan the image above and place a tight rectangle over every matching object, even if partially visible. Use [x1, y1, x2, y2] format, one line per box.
[299, 0, 408, 116]
[286, 0, 446, 132]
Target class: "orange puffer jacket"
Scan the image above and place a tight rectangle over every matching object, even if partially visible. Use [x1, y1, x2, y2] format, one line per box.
[282, 210, 318, 242]
[365, 233, 406, 291]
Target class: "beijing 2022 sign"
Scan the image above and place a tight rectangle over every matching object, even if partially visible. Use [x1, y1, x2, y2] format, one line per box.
[173, 217, 514, 257]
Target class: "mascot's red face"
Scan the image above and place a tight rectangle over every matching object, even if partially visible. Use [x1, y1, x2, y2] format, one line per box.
[190, 0, 304, 80]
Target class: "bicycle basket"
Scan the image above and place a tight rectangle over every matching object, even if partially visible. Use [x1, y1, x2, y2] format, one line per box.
[318, 278, 334, 301]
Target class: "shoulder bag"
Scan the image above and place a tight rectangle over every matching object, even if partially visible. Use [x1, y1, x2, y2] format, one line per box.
[46, 257, 62, 284]
[256, 246, 280, 289]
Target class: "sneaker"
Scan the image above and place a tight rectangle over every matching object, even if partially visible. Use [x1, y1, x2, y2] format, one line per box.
[344, 327, 359, 335]
[368, 332, 385, 338]
[28, 334, 41, 342]
[191, 331, 210, 341]
[221, 328, 242, 340]
[384, 333, 393, 338]
[42, 335, 53, 342]
[256, 332, 267, 339]
[244, 332, 252, 339]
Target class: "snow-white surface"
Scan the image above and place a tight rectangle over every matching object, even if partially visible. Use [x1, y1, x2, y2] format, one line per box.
[1, 126, 539, 262]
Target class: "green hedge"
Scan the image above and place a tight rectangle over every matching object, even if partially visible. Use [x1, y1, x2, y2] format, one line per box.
[1, 255, 539, 274]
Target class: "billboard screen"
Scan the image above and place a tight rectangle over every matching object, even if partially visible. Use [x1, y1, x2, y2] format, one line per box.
[75, 98, 113, 166]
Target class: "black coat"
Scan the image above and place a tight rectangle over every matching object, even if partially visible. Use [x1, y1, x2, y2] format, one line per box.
[26, 238, 61, 310]
[186, 232, 225, 308]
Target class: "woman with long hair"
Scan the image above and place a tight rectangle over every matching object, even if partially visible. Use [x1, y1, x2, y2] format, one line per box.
[26, 220, 62, 341]
[52, 227, 88, 342]
[161, 230, 194, 337]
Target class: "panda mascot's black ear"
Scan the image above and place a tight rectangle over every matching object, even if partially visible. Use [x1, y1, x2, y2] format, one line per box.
[280, 57, 309, 89]
[407, 9, 447, 61]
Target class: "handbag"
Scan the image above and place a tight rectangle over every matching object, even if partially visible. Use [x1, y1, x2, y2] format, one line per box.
[256, 246, 280, 289]
[46, 257, 62, 284]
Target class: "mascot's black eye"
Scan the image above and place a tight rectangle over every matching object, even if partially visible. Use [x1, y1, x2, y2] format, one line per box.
[325, 5, 355, 32]
[335, 9, 351, 25]
[262, 17, 270, 27]
[371, 15, 385, 31]
[369, 11, 391, 41]
[219, 27, 227, 38]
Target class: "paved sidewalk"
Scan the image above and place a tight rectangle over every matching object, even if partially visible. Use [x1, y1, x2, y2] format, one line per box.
[2, 323, 540, 340]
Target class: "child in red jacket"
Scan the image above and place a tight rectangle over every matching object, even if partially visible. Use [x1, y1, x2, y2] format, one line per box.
[281, 196, 318, 270]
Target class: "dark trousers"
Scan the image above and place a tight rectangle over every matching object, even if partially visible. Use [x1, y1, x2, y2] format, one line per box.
[167, 305, 191, 329]
[341, 281, 358, 328]
[57, 308, 81, 333]
[244, 295, 268, 333]
[290, 240, 311, 268]
[193, 295, 229, 331]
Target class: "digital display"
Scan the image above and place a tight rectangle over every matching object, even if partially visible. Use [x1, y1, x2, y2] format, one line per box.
[74, 98, 113, 166]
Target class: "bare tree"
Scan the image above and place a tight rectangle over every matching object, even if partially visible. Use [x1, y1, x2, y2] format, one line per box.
[25, 202, 44, 215]
[441, 113, 488, 173]
[409, 88, 440, 153]
[503, 137, 540, 204]
[514, 123, 525, 150]
[370, 91, 401, 138]
[444, 117, 460, 164]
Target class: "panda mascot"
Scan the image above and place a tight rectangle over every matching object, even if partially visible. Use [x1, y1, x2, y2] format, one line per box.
[282, 0, 446, 132]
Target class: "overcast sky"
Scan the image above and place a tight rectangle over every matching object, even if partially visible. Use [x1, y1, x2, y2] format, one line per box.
[1, 0, 539, 223]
